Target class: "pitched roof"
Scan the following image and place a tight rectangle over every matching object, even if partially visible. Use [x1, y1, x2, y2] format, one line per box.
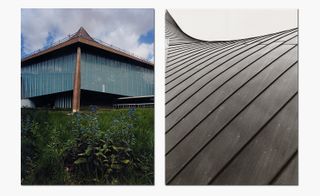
[22, 27, 153, 67]
[165, 11, 298, 185]
[70, 26, 94, 41]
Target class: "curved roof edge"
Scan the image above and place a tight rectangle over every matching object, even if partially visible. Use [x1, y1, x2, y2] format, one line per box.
[166, 10, 298, 43]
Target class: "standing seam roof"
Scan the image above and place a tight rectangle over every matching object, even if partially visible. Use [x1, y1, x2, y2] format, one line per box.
[165, 11, 298, 185]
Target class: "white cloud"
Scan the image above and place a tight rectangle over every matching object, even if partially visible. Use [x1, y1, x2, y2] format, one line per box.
[101, 27, 154, 61]
[21, 9, 154, 61]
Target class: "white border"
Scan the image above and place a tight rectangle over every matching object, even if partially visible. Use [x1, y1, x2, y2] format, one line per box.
[1, 0, 320, 195]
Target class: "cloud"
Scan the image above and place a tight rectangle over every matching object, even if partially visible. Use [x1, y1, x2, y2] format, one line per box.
[21, 9, 154, 61]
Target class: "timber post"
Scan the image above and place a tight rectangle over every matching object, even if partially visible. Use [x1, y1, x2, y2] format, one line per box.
[72, 46, 81, 112]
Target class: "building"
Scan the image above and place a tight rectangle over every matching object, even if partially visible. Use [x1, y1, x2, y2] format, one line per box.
[21, 27, 154, 111]
[165, 11, 298, 185]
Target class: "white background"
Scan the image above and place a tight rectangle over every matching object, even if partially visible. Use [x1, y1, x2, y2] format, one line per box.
[0, 0, 320, 195]
[170, 9, 297, 40]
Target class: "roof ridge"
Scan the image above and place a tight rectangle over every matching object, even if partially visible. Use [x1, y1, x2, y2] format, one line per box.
[22, 27, 154, 66]
[71, 27, 94, 41]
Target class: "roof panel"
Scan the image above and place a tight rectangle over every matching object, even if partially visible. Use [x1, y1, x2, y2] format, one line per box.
[165, 11, 298, 185]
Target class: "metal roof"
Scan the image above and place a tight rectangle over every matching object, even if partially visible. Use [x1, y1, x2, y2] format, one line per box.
[70, 26, 94, 41]
[21, 27, 154, 67]
[165, 11, 298, 185]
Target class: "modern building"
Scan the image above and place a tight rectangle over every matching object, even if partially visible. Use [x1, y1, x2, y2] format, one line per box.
[21, 27, 154, 112]
[165, 11, 298, 185]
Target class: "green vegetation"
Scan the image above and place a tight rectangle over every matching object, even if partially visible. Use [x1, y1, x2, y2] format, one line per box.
[21, 107, 154, 185]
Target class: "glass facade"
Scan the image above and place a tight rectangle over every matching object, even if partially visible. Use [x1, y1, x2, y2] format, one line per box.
[21, 46, 154, 107]
[81, 50, 154, 96]
[21, 52, 76, 98]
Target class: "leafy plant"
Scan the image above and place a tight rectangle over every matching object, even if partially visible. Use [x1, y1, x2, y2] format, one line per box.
[21, 107, 154, 185]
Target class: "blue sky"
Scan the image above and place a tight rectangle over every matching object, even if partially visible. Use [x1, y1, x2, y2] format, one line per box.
[21, 9, 154, 62]
[139, 29, 154, 44]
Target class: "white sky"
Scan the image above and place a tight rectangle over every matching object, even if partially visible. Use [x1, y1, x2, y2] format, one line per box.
[169, 9, 298, 41]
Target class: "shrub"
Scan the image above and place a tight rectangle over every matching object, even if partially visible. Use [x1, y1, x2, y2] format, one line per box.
[21, 107, 154, 185]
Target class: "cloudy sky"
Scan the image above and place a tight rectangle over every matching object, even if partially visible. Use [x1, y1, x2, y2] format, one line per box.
[169, 9, 297, 41]
[21, 9, 154, 62]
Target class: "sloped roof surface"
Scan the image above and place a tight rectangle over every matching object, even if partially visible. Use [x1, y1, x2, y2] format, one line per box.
[165, 11, 298, 185]
[70, 26, 94, 41]
[22, 27, 153, 67]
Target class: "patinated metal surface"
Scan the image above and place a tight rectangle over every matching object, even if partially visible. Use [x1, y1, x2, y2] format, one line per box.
[165, 11, 298, 185]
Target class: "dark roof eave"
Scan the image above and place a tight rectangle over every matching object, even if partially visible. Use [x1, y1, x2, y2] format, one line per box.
[21, 37, 79, 63]
[21, 38, 154, 67]
[79, 38, 154, 67]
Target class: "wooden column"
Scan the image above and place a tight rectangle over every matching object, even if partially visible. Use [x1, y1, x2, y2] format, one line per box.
[72, 46, 81, 112]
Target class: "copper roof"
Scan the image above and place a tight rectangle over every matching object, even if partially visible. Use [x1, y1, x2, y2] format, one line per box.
[70, 26, 94, 41]
[22, 27, 154, 67]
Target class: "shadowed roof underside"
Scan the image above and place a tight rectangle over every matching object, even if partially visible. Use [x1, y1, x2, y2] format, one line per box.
[165, 11, 298, 185]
